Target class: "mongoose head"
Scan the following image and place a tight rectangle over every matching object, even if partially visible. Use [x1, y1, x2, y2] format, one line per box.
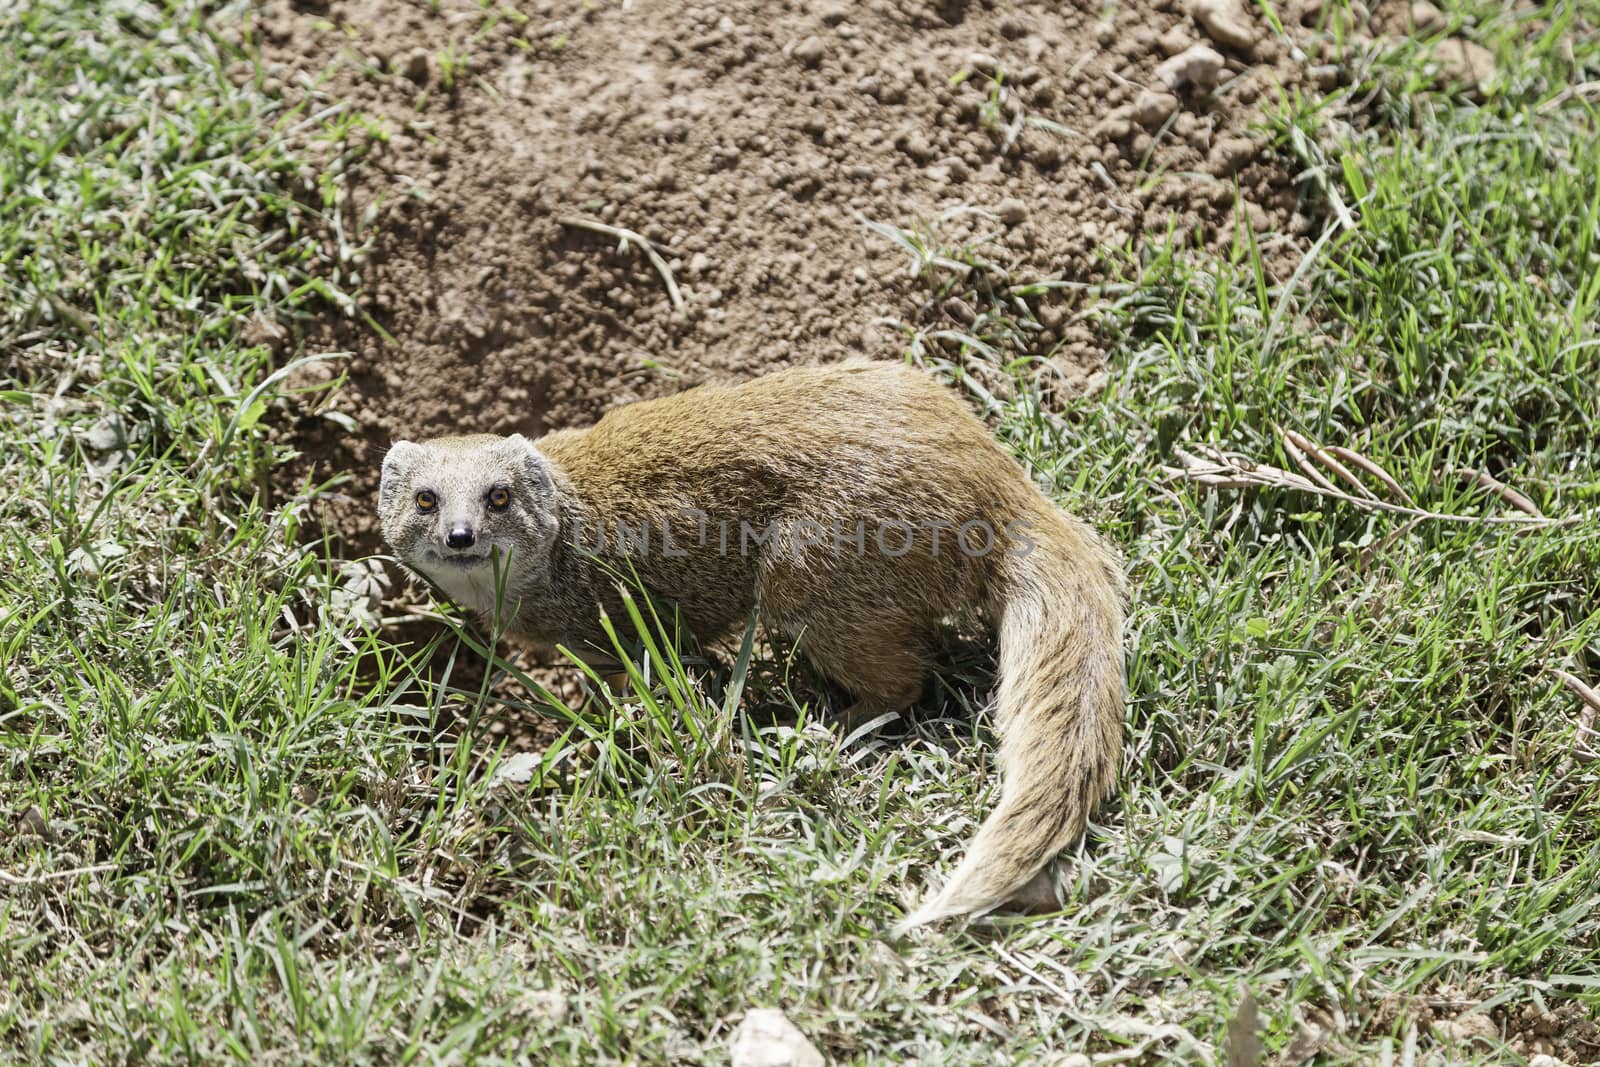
[378, 434, 560, 604]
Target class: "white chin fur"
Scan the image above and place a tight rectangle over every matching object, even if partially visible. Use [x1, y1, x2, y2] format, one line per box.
[415, 550, 517, 617]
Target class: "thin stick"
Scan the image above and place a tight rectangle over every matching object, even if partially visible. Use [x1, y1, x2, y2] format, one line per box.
[1538, 80, 1600, 113]
[0, 862, 119, 886]
[1455, 468, 1544, 518]
[1555, 670, 1599, 767]
[557, 214, 685, 312]
[1284, 429, 1381, 501]
[1165, 445, 1588, 528]
[1279, 430, 1345, 496]
[1325, 445, 1415, 505]
[45, 293, 97, 335]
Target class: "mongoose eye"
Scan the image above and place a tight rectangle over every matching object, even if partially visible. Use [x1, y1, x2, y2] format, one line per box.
[486, 486, 511, 512]
[415, 489, 438, 513]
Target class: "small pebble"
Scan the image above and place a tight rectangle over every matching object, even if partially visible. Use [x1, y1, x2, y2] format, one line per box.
[1431, 37, 1496, 88]
[966, 51, 1002, 76]
[792, 36, 826, 67]
[898, 131, 937, 163]
[1208, 135, 1256, 175]
[1191, 0, 1261, 51]
[400, 47, 429, 85]
[1133, 89, 1180, 127]
[1092, 106, 1136, 141]
[1154, 44, 1226, 90]
[1158, 26, 1195, 55]
[996, 197, 1029, 225]
[1410, 0, 1445, 31]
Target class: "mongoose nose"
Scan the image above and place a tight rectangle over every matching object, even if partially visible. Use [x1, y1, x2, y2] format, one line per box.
[445, 525, 476, 550]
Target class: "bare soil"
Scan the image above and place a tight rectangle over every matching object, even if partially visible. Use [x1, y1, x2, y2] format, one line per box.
[255, 0, 1329, 550]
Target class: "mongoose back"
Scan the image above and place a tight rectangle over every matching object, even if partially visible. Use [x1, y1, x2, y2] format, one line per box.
[378, 361, 1125, 930]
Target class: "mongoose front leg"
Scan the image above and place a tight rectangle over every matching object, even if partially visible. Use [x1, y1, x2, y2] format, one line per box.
[835, 690, 921, 730]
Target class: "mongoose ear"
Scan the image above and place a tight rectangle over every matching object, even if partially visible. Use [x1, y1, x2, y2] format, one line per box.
[381, 441, 423, 491]
[499, 434, 553, 491]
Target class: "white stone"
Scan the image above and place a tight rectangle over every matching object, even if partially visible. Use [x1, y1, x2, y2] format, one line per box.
[1431, 1012, 1498, 1046]
[1154, 44, 1227, 91]
[1431, 38, 1496, 88]
[1191, 0, 1261, 50]
[1410, 0, 1445, 31]
[729, 1009, 825, 1067]
[488, 751, 542, 787]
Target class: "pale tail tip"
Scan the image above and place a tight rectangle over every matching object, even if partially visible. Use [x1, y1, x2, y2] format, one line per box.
[890, 902, 941, 939]
[891, 891, 984, 938]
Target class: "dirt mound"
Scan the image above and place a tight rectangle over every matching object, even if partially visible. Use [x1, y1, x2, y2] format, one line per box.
[256, 0, 1323, 549]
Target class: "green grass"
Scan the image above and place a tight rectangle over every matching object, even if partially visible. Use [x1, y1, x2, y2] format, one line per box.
[3, 0, 1599, 1064]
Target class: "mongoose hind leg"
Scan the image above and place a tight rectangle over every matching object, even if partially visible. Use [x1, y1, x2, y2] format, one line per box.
[795, 619, 933, 730]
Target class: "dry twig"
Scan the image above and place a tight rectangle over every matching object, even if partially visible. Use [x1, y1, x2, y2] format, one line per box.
[1555, 670, 1600, 768]
[1537, 80, 1600, 113]
[1453, 467, 1544, 518]
[1279, 430, 1345, 496]
[557, 214, 685, 312]
[1164, 431, 1583, 530]
[0, 862, 119, 886]
[1324, 445, 1414, 505]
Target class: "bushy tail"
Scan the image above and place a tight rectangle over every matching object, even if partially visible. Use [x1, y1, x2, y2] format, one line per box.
[897, 509, 1125, 933]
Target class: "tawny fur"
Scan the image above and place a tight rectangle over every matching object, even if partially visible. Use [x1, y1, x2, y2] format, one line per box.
[377, 361, 1126, 930]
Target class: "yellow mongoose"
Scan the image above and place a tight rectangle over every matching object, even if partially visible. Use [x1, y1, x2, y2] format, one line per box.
[377, 361, 1125, 929]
